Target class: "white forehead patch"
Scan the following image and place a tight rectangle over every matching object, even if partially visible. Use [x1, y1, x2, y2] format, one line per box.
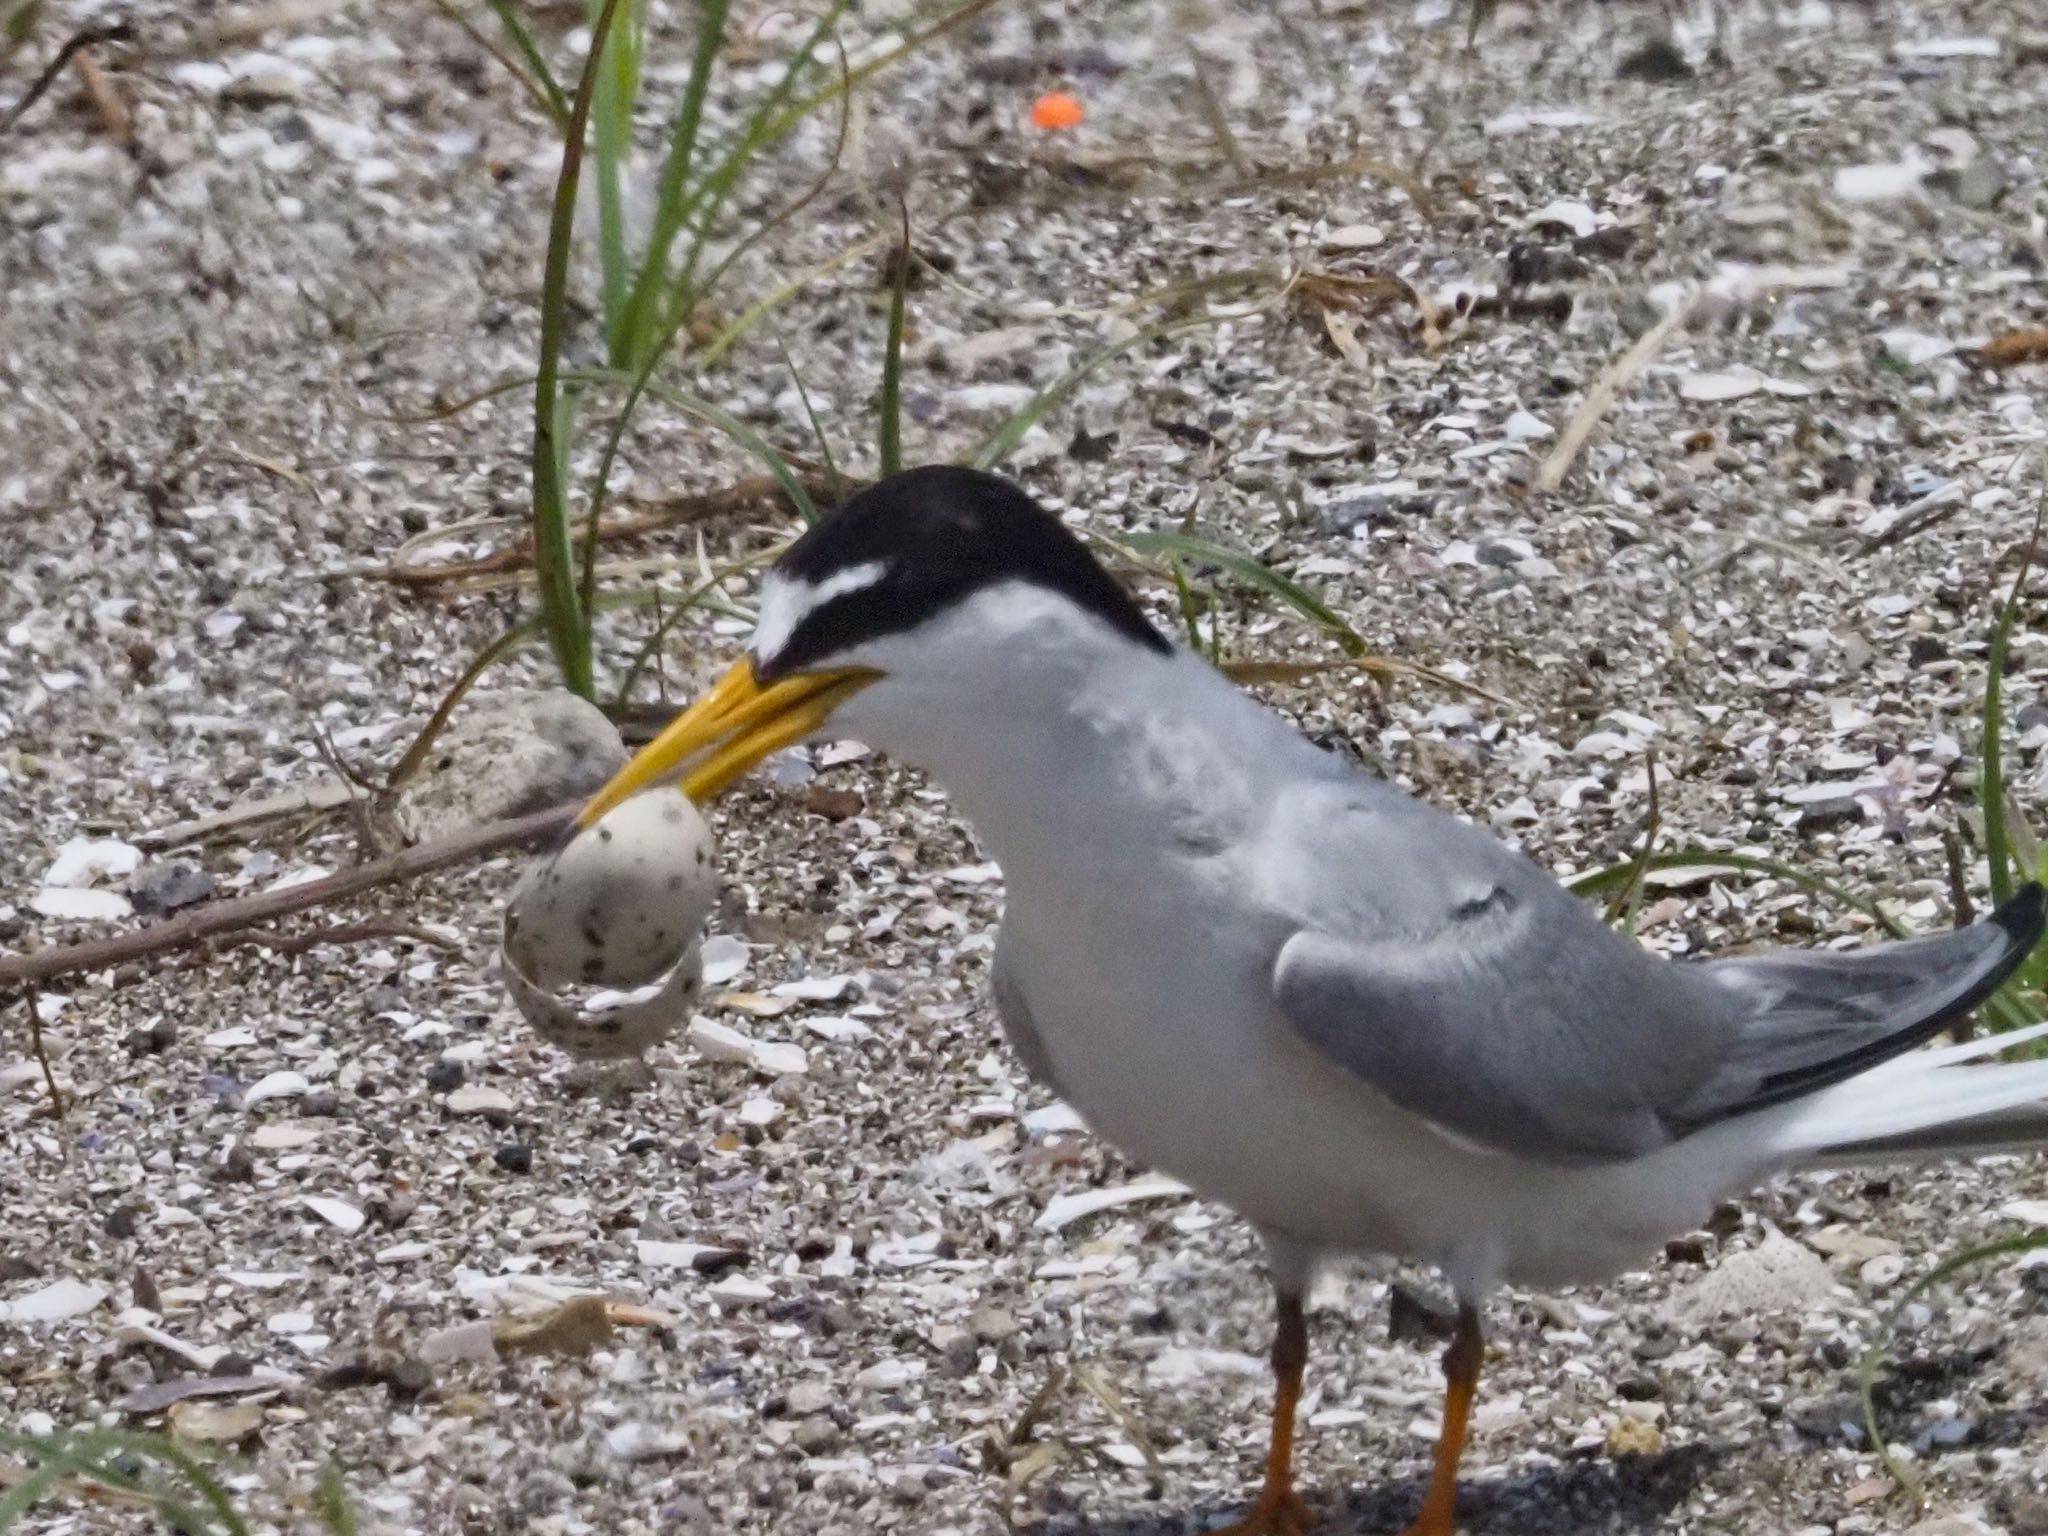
[751, 560, 889, 665]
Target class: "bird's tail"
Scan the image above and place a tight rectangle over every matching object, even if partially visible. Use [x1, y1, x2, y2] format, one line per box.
[1786, 1020, 2048, 1167]
[1751, 885, 2048, 1168]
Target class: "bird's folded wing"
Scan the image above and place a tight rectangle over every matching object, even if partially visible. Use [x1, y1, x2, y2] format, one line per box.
[991, 932, 1069, 1100]
[1269, 879, 1740, 1166]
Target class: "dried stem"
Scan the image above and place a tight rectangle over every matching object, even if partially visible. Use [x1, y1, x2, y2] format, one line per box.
[0, 22, 130, 136]
[23, 983, 68, 1118]
[198, 920, 464, 958]
[0, 803, 573, 991]
[1535, 288, 1703, 493]
[375, 472, 833, 589]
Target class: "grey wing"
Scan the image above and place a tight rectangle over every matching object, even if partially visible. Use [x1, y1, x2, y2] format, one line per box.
[1263, 784, 1742, 1165]
[991, 930, 1068, 1097]
[1264, 781, 2045, 1167]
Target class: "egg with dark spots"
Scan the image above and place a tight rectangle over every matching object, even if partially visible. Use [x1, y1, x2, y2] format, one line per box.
[501, 789, 718, 990]
[502, 943, 705, 1060]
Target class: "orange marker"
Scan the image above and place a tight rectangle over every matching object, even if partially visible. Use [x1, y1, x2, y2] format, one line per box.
[1030, 91, 1085, 131]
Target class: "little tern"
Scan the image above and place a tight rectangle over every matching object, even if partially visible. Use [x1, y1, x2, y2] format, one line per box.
[579, 465, 2048, 1535]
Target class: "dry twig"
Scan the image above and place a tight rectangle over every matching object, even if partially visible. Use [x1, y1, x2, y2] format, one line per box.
[0, 803, 573, 990]
[0, 22, 129, 136]
[23, 982, 68, 1118]
[372, 473, 835, 589]
[70, 44, 128, 140]
[1535, 288, 1703, 493]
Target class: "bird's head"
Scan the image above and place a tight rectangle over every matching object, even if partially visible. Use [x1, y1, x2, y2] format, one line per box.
[576, 464, 1169, 824]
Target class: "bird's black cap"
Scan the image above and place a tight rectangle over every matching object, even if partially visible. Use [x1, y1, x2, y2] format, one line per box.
[756, 465, 1169, 680]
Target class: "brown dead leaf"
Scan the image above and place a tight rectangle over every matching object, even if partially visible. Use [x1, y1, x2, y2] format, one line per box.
[492, 1295, 615, 1358]
[1979, 328, 2048, 367]
[802, 786, 865, 821]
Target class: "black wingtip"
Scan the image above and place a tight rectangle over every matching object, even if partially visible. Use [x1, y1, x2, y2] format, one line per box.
[1990, 881, 2047, 958]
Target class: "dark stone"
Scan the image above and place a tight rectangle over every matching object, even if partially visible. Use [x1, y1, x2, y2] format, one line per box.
[1319, 495, 1395, 534]
[691, 1248, 749, 1279]
[493, 1142, 534, 1174]
[1617, 36, 1694, 81]
[317, 1351, 433, 1397]
[1617, 1375, 1663, 1401]
[2007, 1493, 2048, 1536]
[300, 1090, 340, 1118]
[1907, 635, 1948, 668]
[1796, 797, 1863, 835]
[373, 1192, 418, 1229]
[1663, 1234, 1710, 1264]
[127, 861, 215, 915]
[1066, 426, 1116, 463]
[103, 1203, 142, 1240]
[1476, 540, 1528, 569]
[215, 1144, 258, 1183]
[425, 1060, 465, 1094]
[1387, 1279, 1458, 1345]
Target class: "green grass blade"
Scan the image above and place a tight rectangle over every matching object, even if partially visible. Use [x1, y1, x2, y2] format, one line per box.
[1982, 616, 2015, 906]
[0, 1457, 73, 1525]
[777, 336, 843, 504]
[684, 17, 854, 341]
[386, 616, 546, 793]
[426, 0, 568, 127]
[588, 0, 644, 361]
[670, 0, 849, 313]
[879, 208, 910, 476]
[1981, 537, 2037, 905]
[1606, 753, 1662, 935]
[313, 1463, 357, 1536]
[696, 227, 890, 370]
[1117, 528, 1366, 656]
[482, 0, 569, 124]
[1165, 553, 1205, 650]
[100, 1434, 250, 1536]
[530, 0, 630, 698]
[633, 377, 817, 522]
[617, 0, 733, 370]
[613, 545, 786, 705]
[970, 314, 1226, 473]
[758, 0, 1005, 147]
[1565, 849, 1912, 939]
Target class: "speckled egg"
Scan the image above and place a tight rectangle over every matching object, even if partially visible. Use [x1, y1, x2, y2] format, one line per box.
[502, 944, 704, 1060]
[501, 789, 717, 990]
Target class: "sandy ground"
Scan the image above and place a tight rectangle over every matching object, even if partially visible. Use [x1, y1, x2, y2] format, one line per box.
[3, 1, 2047, 1532]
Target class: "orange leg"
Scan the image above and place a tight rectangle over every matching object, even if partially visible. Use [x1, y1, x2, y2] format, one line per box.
[1215, 1288, 1318, 1536]
[1400, 1304, 1483, 1536]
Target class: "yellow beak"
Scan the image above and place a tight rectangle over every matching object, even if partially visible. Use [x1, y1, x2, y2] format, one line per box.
[576, 659, 880, 826]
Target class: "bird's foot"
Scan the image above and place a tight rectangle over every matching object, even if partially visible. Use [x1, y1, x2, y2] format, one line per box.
[1213, 1486, 1317, 1536]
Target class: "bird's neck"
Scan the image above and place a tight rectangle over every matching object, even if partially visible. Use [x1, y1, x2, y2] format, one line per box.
[836, 594, 1295, 878]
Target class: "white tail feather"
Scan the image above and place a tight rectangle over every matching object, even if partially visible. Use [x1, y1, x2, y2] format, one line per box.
[1773, 1023, 2048, 1164]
